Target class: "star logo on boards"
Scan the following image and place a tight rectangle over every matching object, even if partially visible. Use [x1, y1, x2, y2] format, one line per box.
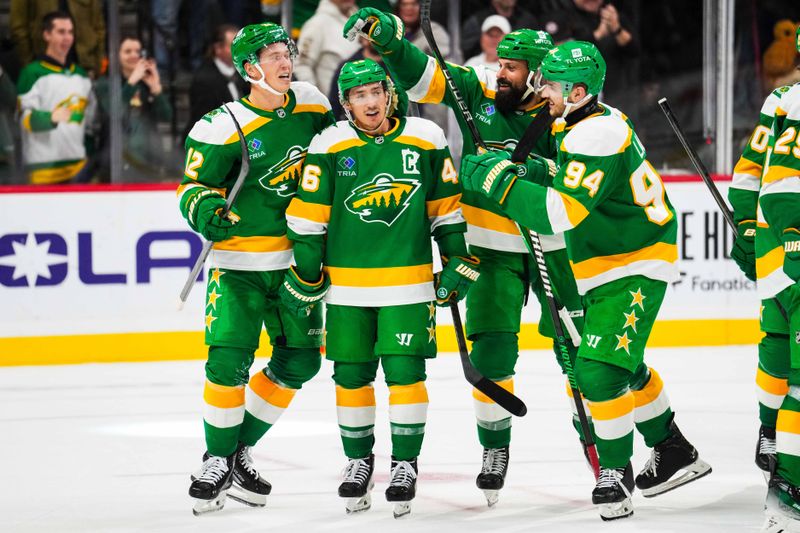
[629, 288, 646, 310]
[208, 287, 222, 309]
[0, 233, 67, 287]
[615, 331, 632, 354]
[622, 309, 639, 333]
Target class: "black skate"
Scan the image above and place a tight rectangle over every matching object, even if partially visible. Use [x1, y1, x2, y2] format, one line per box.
[592, 463, 635, 521]
[338, 454, 375, 514]
[228, 443, 271, 507]
[476, 447, 508, 507]
[635, 420, 712, 497]
[756, 425, 777, 480]
[385, 457, 418, 519]
[189, 454, 234, 516]
[762, 475, 800, 532]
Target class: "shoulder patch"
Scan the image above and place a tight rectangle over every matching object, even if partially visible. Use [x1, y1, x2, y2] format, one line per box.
[291, 81, 332, 111]
[394, 117, 448, 150]
[761, 87, 790, 117]
[562, 114, 632, 157]
[780, 84, 800, 121]
[188, 101, 258, 145]
[472, 65, 497, 92]
[308, 121, 362, 154]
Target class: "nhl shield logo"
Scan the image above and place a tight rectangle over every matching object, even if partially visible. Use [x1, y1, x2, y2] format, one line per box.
[276, 108, 286, 118]
[796, 331, 800, 344]
[344, 174, 421, 226]
[258, 145, 306, 197]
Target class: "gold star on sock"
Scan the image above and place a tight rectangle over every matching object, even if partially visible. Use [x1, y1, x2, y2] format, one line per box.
[210, 268, 224, 286]
[207, 288, 222, 309]
[427, 302, 436, 320]
[615, 331, 632, 354]
[623, 309, 639, 333]
[629, 288, 646, 310]
[205, 310, 218, 331]
[427, 324, 436, 343]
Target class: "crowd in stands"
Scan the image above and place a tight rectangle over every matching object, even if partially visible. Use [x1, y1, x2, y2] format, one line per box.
[0, 0, 796, 185]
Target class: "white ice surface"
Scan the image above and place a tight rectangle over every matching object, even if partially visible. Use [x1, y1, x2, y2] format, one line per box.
[1, 346, 768, 532]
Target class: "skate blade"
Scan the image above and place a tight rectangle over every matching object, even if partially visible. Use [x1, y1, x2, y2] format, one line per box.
[482, 489, 499, 507]
[393, 502, 412, 519]
[345, 493, 372, 514]
[598, 497, 634, 521]
[641, 458, 712, 498]
[227, 484, 267, 507]
[762, 514, 800, 533]
[192, 491, 227, 516]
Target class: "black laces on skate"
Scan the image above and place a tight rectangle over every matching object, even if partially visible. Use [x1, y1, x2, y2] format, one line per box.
[198, 456, 229, 483]
[342, 458, 371, 484]
[596, 467, 625, 489]
[389, 461, 417, 489]
[481, 448, 508, 476]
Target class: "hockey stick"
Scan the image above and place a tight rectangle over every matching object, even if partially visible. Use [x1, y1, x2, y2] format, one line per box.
[178, 104, 250, 309]
[658, 97, 789, 321]
[417, 0, 599, 475]
[451, 302, 527, 416]
[510, 106, 554, 163]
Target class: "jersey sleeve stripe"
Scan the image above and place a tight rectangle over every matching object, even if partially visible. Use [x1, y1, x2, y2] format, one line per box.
[407, 56, 446, 104]
[223, 116, 270, 144]
[570, 241, 678, 280]
[327, 138, 367, 153]
[547, 190, 589, 232]
[761, 176, 800, 197]
[461, 204, 520, 235]
[293, 104, 329, 115]
[616, 127, 634, 154]
[212, 235, 292, 252]
[393, 135, 436, 151]
[426, 195, 461, 218]
[763, 165, 800, 185]
[731, 172, 761, 192]
[286, 198, 331, 222]
[325, 264, 434, 287]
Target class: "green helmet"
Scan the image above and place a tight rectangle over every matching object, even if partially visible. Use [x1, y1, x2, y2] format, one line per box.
[496, 29, 554, 71]
[231, 23, 296, 81]
[337, 58, 390, 101]
[540, 40, 606, 98]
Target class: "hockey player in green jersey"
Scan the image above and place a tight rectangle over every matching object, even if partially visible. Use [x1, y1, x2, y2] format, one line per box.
[752, 26, 800, 533]
[282, 58, 477, 518]
[178, 22, 334, 515]
[729, 84, 794, 480]
[459, 41, 712, 521]
[343, 8, 588, 506]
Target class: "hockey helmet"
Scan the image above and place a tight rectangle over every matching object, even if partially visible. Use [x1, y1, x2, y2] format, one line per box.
[231, 22, 296, 81]
[540, 40, 606, 99]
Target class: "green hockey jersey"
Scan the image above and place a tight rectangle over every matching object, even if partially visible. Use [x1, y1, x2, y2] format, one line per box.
[381, 39, 564, 254]
[178, 82, 334, 271]
[286, 116, 466, 306]
[759, 83, 800, 296]
[729, 85, 794, 298]
[501, 104, 679, 294]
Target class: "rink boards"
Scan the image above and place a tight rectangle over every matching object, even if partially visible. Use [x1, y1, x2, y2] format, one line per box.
[0, 177, 760, 365]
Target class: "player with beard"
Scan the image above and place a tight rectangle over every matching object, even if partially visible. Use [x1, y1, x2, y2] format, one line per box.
[343, 9, 590, 507]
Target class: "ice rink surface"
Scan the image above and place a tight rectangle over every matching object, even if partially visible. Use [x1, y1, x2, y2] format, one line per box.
[2, 345, 770, 532]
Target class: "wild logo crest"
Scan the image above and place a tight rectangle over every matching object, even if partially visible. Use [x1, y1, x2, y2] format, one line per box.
[258, 145, 306, 197]
[344, 174, 421, 226]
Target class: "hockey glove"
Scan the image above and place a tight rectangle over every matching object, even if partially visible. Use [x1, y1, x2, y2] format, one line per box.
[194, 194, 241, 242]
[434, 256, 480, 306]
[730, 219, 756, 281]
[460, 150, 521, 206]
[343, 8, 405, 53]
[279, 266, 330, 317]
[782, 229, 800, 282]
[522, 155, 558, 186]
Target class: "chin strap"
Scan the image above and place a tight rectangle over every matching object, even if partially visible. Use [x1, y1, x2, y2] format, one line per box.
[560, 93, 595, 120]
[343, 91, 394, 134]
[245, 63, 286, 96]
[521, 69, 540, 101]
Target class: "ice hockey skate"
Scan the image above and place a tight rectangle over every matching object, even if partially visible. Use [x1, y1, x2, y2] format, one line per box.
[338, 454, 375, 514]
[386, 457, 418, 518]
[592, 463, 634, 521]
[228, 443, 271, 507]
[189, 454, 234, 516]
[756, 425, 777, 481]
[635, 420, 712, 497]
[762, 475, 800, 532]
[476, 447, 508, 506]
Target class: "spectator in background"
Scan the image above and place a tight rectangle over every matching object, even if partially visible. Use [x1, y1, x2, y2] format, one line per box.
[0, 64, 17, 184]
[10, 0, 105, 77]
[95, 36, 173, 182]
[328, 36, 385, 121]
[295, 0, 360, 96]
[17, 12, 94, 185]
[542, 0, 638, 108]
[762, 19, 800, 90]
[465, 15, 511, 70]
[184, 24, 248, 138]
[151, 0, 208, 75]
[462, 0, 538, 60]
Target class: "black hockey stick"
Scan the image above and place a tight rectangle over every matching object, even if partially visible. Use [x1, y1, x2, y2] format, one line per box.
[451, 302, 527, 417]
[178, 104, 250, 309]
[419, 0, 599, 474]
[511, 106, 554, 163]
[658, 97, 789, 321]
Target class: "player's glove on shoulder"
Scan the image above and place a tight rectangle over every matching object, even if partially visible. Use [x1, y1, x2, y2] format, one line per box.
[434, 256, 480, 307]
[782, 229, 800, 282]
[279, 266, 330, 317]
[194, 194, 241, 242]
[460, 150, 521, 205]
[343, 7, 404, 53]
[730, 219, 756, 281]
